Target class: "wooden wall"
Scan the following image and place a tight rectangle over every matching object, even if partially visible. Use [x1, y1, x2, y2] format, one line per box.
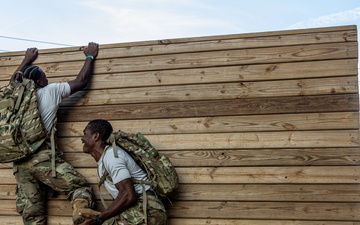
[0, 25, 359, 224]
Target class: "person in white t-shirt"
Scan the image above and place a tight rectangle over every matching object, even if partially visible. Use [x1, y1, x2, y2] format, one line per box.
[79, 119, 167, 225]
[10, 43, 100, 225]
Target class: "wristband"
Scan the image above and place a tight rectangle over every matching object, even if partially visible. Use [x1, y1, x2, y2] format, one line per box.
[95, 215, 103, 224]
[86, 55, 94, 59]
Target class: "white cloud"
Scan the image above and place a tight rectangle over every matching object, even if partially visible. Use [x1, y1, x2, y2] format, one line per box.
[288, 7, 360, 29]
[81, 1, 231, 42]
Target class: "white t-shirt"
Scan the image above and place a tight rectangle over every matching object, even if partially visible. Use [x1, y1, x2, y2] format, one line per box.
[36, 83, 71, 131]
[97, 145, 151, 199]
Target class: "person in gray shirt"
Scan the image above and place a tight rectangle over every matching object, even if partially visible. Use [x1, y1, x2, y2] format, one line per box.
[79, 119, 167, 225]
[11, 42, 100, 225]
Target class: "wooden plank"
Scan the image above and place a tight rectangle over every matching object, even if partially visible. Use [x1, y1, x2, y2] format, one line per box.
[0, 27, 355, 67]
[0, 185, 15, 200]
[63, 147, 360, 167]
[166, 201, 360, 221]
[1, 201, 359, 222]
[1, 147, 358, 171]
[0, 184, 107, 200]
[6, 200, 356, 221]
[58, 59, 360, 90]
[0, 58, 357, 86]
[173, 166, 360, 184]
[145, 130, 359, 150]
[172, 184, 360, 202]
[1, 166, 359, 185]
[161, 148, 360, 166]
[0, 216, 24, 225]
[30, 42, 360, 74]
[0, 171, 15, 185]
[57, 130, 359, 152]
[95, 30, 358, 57]
[0, 42, 357, 77]
[1, 147, 358, 169]
[0, 183, 113, 202]
[0, 200, 17, 215]
[168, 219, 360, 225]
[1, 216, 360, 225]
[2, 199, 359, 221]
[57, 94, 359, 121]
[56, 112, 360, 137]
[7, 217, 360, 225]
[60, 76, 359, 106]
[2, 183, 359, 202]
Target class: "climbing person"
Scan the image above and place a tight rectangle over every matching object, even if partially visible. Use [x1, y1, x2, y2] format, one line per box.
[79, 119, 167, 225]
[10, 42, 100, 225]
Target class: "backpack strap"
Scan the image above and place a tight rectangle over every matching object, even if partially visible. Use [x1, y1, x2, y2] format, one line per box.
[141, 184, 148, 225]
[11, 71, 28, 111]
[98, 146, 112, 209]
[98, 169, 110, 209]
[14, 81, 26, 111]
[98, 144, 149, 224]
[50, 122, 57, 177]
[108, 133, 118, 158]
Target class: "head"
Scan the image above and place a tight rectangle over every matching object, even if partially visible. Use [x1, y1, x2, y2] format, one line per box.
[21, 65, 48, 87]
[81, 119, 113, 154]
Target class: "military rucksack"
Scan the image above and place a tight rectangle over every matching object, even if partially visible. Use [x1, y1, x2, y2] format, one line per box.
[99, 130, 179, 200]
[0, 73, 48, 163]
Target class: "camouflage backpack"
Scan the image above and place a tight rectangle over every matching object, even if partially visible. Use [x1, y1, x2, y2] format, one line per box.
[99, 130, 179, 200]
[0, 73, 48, 163]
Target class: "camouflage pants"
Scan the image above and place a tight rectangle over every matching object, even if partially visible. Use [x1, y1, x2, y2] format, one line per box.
[103, 192, 167, 225]
[13, 147, 94, 225]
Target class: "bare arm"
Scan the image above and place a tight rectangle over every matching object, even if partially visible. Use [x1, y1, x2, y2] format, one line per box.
[11, 48, 38, 81]
[79, 178, 137, 225]
[67, 42, 99, 94]
[98, 178, 137, 221]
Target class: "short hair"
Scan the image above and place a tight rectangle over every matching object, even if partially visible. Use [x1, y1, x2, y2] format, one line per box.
[87, 119, 113, 141]
[21, 65, 43, 83]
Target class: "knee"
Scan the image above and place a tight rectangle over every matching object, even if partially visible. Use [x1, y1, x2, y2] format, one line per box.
[71, 186, 95, 205]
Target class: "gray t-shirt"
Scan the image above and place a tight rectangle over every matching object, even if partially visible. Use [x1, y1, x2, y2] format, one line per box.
[36, 82, 71, 131]
[97, 145, 151, 199]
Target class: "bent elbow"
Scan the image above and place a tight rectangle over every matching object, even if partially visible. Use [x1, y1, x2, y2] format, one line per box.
[128, 192, 137, 205]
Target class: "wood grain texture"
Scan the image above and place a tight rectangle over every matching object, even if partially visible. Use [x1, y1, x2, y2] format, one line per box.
[0, 25, 358, 223]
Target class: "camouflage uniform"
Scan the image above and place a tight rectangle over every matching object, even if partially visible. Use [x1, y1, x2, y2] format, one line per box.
[102, 192, 167, 225]
[13, 144, 94, 225]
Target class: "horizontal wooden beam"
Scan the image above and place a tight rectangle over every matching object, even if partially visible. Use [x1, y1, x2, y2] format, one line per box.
[1, 165, 359, 185]
[2, 183, 359, 202]
[1, 59, 357, 88]
[166, 201, 360, 221]
[0, 42, 357, 77]
[1, 200, 359, 221]
[58, 148, 360, 167]
[0, 26, 356, 67]
[56, 112, 359, 137]
[1, 216, 360, 225]
[57, 94, 359, 121]
[60, 76, 359, 106]
[56, 130, 359, 152]
[1, 147, 359, 170]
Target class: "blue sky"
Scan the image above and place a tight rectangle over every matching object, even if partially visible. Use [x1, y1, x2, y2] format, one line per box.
[0, 0, 359, 52]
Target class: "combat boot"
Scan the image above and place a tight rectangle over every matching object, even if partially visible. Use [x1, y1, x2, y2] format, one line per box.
[71, 198, 101, 225]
